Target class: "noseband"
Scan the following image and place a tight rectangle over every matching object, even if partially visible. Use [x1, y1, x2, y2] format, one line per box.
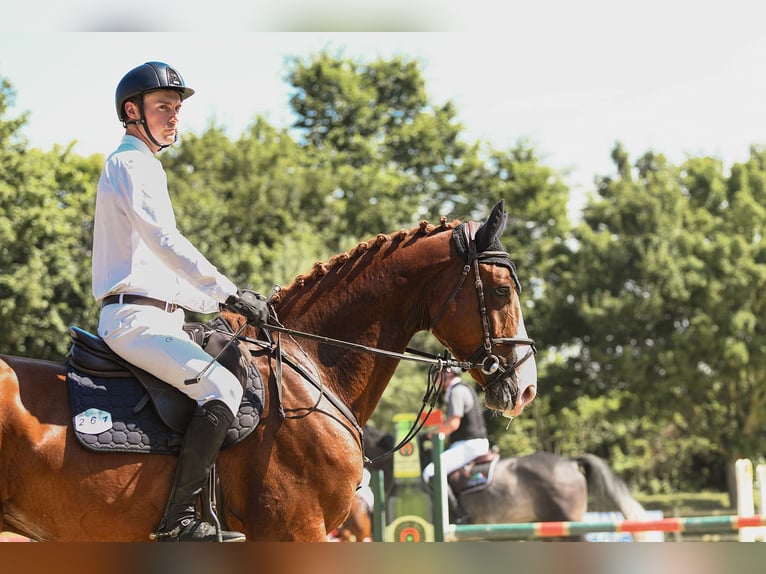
[430, 225, 537, 393]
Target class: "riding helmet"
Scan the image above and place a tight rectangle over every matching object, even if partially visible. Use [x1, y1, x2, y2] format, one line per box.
[115, 61, 195, 122]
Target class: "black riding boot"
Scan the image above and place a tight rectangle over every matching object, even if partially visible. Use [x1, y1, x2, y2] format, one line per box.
[155, 400, 246, 542]
[447, 485, 471, 525]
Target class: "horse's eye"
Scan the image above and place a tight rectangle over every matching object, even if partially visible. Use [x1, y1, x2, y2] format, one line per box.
[495, 286, 512, 300]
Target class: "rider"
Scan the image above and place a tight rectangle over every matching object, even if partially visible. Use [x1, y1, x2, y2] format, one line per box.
[422, 366, 489, 523]
[92, 61, 268, 542]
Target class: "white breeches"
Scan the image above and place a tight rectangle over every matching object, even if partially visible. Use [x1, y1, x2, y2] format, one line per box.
[422, 438, 490, 482]
[98, 303, 243, 416]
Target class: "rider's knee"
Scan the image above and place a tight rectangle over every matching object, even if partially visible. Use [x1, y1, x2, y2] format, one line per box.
[205, 366, 243, 416]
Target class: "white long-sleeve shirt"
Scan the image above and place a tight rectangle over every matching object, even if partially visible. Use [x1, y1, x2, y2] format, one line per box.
[92, 135, 237, 313]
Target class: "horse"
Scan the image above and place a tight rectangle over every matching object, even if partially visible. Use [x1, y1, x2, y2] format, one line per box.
[366, 431, 649, 541]
[452, 451, 649, 540]
[0, 200, 537, 541]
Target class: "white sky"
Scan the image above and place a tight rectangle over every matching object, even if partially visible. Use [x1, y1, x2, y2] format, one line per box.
[2, 5, 766, 214]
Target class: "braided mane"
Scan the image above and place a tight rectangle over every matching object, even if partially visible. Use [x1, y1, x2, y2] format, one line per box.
[270, 216, 458, 304]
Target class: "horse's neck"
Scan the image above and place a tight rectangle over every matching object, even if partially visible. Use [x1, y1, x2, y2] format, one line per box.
[276, 232, 452, 423]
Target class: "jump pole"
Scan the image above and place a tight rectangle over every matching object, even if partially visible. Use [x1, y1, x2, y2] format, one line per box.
[446, 514, 766, 541]
[371, 468, 387, 542]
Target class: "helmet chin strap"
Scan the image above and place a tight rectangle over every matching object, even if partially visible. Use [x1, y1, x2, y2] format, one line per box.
[123, 96, 173, 152]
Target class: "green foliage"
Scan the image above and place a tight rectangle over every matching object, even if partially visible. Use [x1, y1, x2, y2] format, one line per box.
[540, 143, 766, 493]
[163, 119, 337, 292]
[0, 78, 102, 358]
[287, 51, 473, 238]
[0, 144, 102, 358]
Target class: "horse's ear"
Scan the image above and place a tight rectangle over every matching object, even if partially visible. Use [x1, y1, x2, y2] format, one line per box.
[475, 200, 507, 252]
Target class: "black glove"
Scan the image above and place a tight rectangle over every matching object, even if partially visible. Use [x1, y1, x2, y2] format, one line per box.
[224, 290, 269, 326]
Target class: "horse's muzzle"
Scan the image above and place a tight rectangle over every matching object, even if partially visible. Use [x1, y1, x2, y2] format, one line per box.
[482, 359, 537, 418]
[484, 380, 537, 418]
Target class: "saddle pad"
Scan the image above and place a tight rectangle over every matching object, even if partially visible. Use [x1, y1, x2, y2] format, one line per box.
[67, 364, 264, 455]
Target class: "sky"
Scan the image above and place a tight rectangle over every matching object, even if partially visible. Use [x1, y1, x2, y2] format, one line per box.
[2, 3, 766, 215]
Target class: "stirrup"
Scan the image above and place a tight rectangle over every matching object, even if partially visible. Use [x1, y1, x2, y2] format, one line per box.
[150, 517, 246, 543]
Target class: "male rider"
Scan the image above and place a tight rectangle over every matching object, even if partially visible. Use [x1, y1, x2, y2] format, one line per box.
[93, 61, 267, 542]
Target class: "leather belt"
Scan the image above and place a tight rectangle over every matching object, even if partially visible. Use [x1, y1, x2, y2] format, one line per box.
[101, 294, 178, 313]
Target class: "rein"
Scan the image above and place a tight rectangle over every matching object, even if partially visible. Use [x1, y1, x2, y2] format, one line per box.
[261, 322, 471, 370]
[229, 321, 464, 465]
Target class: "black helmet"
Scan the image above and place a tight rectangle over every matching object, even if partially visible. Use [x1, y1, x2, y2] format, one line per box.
[115, 61, 195, 123]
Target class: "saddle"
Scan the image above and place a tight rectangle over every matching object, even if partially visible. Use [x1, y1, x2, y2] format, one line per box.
[447, 448, 500, 495]
[65, 320, 265, 455]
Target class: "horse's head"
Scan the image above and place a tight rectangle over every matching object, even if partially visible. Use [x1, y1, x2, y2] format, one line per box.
[431, 200, 537, 418]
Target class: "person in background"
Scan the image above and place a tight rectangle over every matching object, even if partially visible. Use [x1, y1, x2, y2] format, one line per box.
[93, 61, 268, 542]
[422, 366, 489, 523]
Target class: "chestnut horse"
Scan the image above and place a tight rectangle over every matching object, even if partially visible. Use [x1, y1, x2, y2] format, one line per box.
[0, 200, 537, 541]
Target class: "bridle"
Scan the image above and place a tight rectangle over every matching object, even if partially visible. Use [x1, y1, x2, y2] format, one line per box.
[363, 223, 537, 462]
[430, 223, 537, 396]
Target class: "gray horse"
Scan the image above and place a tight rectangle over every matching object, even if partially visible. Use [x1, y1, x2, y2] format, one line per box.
[364, 427, 648, 541]
[455, 450, 649, 540]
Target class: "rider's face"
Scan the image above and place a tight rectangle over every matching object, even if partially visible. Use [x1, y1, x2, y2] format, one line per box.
[142, 90, 182, 147]
[126, 89, 182, 151]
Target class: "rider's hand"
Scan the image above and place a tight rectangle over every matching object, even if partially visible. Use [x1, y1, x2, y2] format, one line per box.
[224, 290, 269, 326]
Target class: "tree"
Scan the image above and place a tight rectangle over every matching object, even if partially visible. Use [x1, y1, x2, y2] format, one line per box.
[287, 51, 474, 239]
[537, 142, 766, 493]
[8, 54, 761, 494]
[0, 76, 101, 358]
[164, 118, 338, 296]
